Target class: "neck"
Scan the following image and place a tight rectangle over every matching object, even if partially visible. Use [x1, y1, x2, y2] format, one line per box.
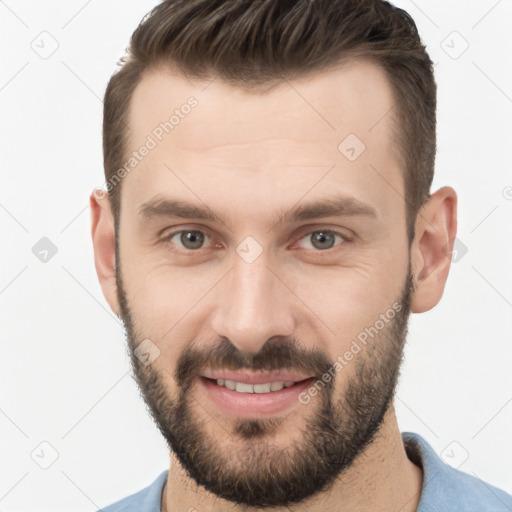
[161, 403, 423, 512]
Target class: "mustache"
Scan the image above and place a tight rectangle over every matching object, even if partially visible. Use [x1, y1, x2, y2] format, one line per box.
[173, 336, 334, 393]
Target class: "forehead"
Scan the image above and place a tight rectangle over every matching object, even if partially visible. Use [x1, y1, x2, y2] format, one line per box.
[128, 59, 399, 150]
[122, 59, 403, 225]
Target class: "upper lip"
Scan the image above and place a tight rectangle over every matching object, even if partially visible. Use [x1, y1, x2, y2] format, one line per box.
[200, 370, 314, 385]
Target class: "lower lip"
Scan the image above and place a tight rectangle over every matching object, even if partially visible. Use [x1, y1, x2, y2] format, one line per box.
[198, 376, 315, 418]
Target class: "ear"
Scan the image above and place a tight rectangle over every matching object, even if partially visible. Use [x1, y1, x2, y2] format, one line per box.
[410, 186, 458, 313]
[90, 189, 120, 317]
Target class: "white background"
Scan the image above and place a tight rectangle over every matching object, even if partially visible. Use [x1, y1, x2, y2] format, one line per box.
[1, 1, 511, 510]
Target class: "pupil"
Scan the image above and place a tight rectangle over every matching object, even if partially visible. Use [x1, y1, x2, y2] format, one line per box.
[312, 231, 334, 250]
[181, 231, 204, 249]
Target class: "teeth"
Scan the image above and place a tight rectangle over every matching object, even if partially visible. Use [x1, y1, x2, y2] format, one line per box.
[235, 382, 254, 393]
[253, 383, 271, 393]
[224, 380, 236, 391]
[215, 379, 297, 393]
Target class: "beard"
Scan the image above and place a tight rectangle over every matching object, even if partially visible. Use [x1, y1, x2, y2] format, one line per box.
[115, 251, 414, 509]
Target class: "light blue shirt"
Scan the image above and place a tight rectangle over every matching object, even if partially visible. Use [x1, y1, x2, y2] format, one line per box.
[98, 431, 512, 511]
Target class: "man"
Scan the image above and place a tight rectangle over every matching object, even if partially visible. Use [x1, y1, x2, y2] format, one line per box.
[90, 0, 512, 511]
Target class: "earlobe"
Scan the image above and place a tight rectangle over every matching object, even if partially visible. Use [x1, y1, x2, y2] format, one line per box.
[90, 189, 121, 317]
[410, 186, 458, 314]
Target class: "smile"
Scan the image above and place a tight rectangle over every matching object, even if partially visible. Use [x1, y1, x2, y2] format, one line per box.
[198, 376, 316, 418]
[207, 377, 305, 393]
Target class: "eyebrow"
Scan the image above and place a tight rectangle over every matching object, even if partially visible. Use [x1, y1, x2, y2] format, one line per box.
[138, 194, 378, 230]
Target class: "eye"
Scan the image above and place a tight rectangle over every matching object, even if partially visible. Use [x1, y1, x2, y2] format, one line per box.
[296, 230, 346, 251]
[162, 228, 348, 253]
[166, 230, 212, 250]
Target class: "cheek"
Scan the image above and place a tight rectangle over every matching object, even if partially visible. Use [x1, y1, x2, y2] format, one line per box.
[287, 255, 407, 350]
[121, 260, 218, 348]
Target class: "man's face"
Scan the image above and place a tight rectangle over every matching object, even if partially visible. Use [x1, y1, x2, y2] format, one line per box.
[115, 60, 413, 507]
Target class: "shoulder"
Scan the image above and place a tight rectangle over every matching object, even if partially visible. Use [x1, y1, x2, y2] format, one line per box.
[96, 470, 168, 512]
[402, 432, 512, 512]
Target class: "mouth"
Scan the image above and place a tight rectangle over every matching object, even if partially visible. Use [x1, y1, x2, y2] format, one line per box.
[197, 375, 316, 418]
[202, 376, 313, 394]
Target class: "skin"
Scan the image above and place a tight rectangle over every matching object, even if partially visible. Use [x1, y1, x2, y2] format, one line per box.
[91, 59, 457, 511]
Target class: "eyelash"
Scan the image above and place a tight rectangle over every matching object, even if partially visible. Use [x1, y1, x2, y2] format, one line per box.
[161, 228, 350, 254]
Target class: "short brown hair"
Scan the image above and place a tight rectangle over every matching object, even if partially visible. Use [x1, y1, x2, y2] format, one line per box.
[103, 0, 436, 243]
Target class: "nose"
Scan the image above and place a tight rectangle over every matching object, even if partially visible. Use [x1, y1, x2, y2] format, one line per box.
[210, 252, 295, 354]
